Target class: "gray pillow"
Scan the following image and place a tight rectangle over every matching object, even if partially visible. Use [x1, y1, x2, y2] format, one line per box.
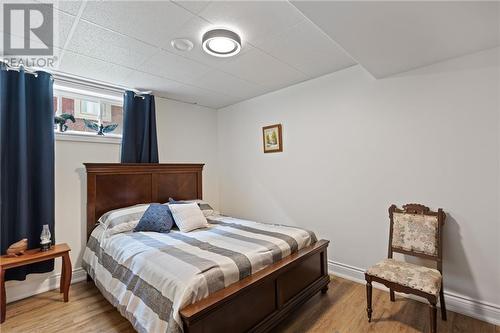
[168, 197, 213, 211]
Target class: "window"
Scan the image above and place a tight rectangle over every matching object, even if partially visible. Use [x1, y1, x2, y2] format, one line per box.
[53, 87, 123, 139]
[75, 100, 102, 121]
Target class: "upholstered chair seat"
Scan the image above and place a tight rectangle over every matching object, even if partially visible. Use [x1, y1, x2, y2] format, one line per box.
[366, 259, 442, 296]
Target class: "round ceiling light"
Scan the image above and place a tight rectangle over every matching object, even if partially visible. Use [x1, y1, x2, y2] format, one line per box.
[202, 29, 241, 57]
[171, 38, 194, 52]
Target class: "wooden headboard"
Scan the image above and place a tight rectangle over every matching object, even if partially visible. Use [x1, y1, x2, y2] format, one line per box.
[84, 163, 204, 238]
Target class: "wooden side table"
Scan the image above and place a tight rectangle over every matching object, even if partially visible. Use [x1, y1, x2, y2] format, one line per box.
[0, 243, 71, 323]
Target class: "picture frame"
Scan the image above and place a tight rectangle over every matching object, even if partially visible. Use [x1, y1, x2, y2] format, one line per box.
[262, 124, 283, 153]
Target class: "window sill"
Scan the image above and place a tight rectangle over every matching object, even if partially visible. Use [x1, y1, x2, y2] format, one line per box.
[55, 131, 122, 145]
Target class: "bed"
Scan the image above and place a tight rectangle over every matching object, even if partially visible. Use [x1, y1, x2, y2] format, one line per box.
[83, 163, 330, 333]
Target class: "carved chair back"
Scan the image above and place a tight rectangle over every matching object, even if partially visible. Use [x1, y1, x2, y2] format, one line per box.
[388, 204, 446, 273]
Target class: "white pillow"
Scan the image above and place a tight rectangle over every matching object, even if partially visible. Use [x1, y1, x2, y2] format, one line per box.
[169, 203, 209, 232]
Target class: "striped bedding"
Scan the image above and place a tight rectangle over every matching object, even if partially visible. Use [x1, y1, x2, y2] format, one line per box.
[82, 215, 317, 333]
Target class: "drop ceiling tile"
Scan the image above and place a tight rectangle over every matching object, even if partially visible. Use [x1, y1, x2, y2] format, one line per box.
[172, 0, 211, 15]
[54, 0, 81, 16]
[53, 10, 77, 48]
[122, 71, 237, 109]
[153, 84, 199, 105]
[156, 82, 239, 109]
[199, 1, 304, 45]
[189, 69, 267, 99]
[193, 92, 241, 109]
[292, 1, 500, 78]
[80, 1, 194, 47]
[57, 49, 135, 84]
[138, 49, 212, 83]
[221, 47, 307, 88]
[65, 20, 158, 68]
[124, 70, 257, 108]
[35, 0, 82, 16]
[123, 70, 185, 93]
[255, 21, 356, 78]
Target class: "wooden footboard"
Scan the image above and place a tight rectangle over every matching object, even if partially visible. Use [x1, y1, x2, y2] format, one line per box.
[180, 239, 330, 333]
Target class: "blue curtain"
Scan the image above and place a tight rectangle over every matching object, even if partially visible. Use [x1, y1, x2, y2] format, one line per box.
[0, 66, 55, 281]
[121, 91, 159, 163]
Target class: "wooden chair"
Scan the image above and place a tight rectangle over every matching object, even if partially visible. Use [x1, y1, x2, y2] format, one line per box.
[365, 204, 447, 333]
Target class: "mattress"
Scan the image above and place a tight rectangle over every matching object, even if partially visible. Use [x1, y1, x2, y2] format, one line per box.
[82, 215, 317, 333]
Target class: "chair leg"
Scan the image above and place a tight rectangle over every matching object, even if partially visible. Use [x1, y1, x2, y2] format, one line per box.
[439, 283, 447, 321]
[390, 289, 395, 302]
[366, 280, 373, 322]
[429, 302, 437, 333]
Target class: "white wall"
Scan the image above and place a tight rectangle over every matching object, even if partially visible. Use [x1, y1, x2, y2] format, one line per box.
[156, 98, 219, 209]
[217, 48, 500, 319]
[5, 97, 219, 302]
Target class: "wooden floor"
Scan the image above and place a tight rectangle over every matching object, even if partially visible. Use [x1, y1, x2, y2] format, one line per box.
[1, 276, 498, 333]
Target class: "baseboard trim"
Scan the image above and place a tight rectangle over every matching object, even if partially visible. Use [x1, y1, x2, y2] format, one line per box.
[5, 267, 87, 304]
[328, 260, 500, 326]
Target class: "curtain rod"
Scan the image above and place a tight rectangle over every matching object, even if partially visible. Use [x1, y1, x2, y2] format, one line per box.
[54, 72, 197, 104]
[1, 60, 151, 99]
[0, 60, 47, 77]
[52, 70, 151, 99]
[1, 61, 199, 104]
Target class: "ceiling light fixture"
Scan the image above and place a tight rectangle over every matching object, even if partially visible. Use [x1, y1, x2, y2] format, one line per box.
[171, 38, 194, 52]
[202, 29, 241, 57]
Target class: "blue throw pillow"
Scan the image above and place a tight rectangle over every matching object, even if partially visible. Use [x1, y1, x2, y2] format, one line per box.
[134, 204, 174, 233]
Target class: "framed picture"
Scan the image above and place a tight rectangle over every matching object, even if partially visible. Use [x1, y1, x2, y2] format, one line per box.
[262, 124, 283, 153]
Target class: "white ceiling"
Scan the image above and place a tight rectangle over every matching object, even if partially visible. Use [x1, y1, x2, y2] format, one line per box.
[1, 1, 498, 108]
[291, 1, 500, 78]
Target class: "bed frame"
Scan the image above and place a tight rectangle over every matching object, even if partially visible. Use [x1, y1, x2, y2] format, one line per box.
[85, 163, 330, 333]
